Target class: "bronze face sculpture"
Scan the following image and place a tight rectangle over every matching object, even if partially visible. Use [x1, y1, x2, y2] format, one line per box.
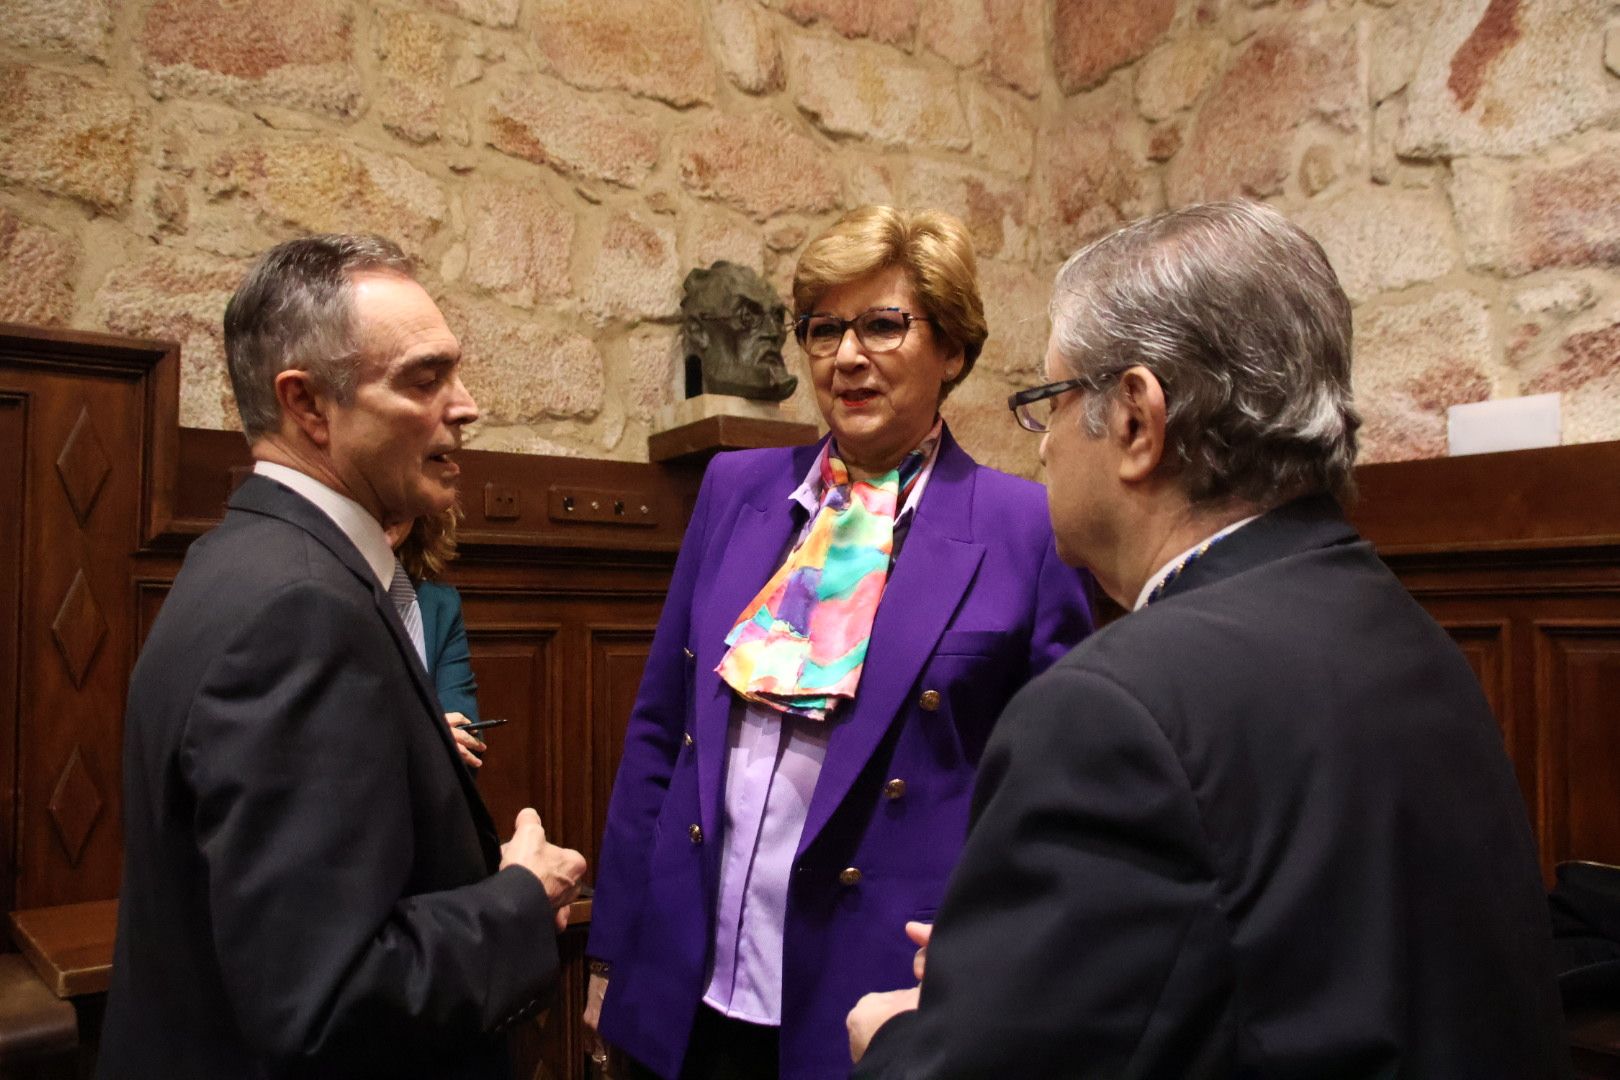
[679, 261, 797, 402]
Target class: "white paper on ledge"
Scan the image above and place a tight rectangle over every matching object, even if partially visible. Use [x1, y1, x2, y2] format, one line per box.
[1446, 393, 1562, 457]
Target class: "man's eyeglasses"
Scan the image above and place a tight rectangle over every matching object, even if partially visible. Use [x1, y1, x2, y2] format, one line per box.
[794, 308, 933, 358]
[1007, 373, 1112, 433]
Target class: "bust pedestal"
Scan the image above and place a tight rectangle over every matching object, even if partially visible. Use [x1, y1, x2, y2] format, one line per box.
[648, 395, 820, 464]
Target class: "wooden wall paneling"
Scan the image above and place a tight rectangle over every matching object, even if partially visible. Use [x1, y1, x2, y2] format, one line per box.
[588, 627, 656, 878]
[464, 628, 560, 840]
[0, 397, 25, 912]
[1, 328, 178, 912]
[1534, 621, 1620, 872]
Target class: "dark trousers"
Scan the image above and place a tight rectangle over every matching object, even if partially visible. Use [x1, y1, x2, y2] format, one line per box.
[624, 1005, 779, 1080]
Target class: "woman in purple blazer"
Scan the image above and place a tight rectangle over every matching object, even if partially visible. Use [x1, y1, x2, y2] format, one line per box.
[585, 206, 1093, 1080]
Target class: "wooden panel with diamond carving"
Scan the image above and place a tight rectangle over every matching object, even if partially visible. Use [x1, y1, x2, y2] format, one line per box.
[4, 337, 160, 909]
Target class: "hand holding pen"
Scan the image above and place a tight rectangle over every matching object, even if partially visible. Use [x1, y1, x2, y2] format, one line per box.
[447, 714, 508, 769]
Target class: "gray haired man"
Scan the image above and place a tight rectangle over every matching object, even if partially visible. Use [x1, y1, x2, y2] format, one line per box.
[103, 234, 586, 1079]
[849, 202, 1570, 1078]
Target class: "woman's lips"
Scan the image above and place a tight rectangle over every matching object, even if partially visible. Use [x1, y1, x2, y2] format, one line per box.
[838, 389, 879, 407]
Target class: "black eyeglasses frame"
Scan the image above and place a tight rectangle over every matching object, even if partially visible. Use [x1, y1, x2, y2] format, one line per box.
[1006, 372, 1114, 433]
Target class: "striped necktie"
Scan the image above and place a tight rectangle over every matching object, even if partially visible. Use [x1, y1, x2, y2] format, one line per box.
[388, 559, 428, 668]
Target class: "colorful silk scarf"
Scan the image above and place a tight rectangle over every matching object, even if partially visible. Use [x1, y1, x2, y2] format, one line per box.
[715, 426, 939, 721]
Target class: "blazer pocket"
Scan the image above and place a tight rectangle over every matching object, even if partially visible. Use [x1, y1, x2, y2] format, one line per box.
[934, 628, 1006, 657]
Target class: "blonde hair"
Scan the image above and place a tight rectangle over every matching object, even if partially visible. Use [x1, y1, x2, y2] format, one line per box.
[792, 206, 987, 396]
[398, 504, 461, 582]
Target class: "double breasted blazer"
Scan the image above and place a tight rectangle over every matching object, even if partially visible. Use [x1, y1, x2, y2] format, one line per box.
[588, 428, 1093, 1079]
[102, 476, 557, 1080]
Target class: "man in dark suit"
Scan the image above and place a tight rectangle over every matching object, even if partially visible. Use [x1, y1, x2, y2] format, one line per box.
[847, 201, 1572, 1078]
[101, 234, 586, 1079]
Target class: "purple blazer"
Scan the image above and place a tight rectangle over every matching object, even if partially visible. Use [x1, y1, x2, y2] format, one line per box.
[588, 427, 1093, 1079]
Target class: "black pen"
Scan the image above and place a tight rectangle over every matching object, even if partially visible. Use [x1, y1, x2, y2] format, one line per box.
[458, 717, 510, 733]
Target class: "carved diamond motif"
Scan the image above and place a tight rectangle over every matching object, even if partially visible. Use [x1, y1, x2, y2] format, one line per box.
[48, 747, 104, 867]
[51, 570, 107, 689]
[55, 405, 111, 526]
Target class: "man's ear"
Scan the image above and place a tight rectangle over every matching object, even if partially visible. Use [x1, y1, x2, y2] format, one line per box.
[1109, 365, 1168, 483]
[273, 369, 331, 447]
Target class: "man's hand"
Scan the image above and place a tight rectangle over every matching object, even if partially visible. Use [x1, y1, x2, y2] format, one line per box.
[906, 920, 931, 981]
[500, 808, 586, 932]
[446, 712, 484, 768]
[848, 986, 920, 1064]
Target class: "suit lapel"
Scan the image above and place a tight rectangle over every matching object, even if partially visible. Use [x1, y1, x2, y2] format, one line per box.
[798, 431, 985, 854]
[691, 445, 817, 841]
[230, 476, 501, 863]
[418, 586, 442, 670]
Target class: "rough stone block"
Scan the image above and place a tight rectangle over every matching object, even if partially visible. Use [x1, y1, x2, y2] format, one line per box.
[1524, 319, 1620, 395]
[1295, 189, 1457, 302]
[139, 0, 361, 117]
[426, 0, 519, 27]
[921, 0, 989, 68]
[0, 65, 141, 212]
[586, 213, 680, 320]
[210, 138, 448, 253]
[709, 0, 784, 94]
[1512, 278, 1595, 317]
[1608, 23, 1620, 77]
[1052, 0, 1174, 94]
[93, 248, 246, 430]
[1035, 85, 1158, 262]
[676, 109, 841, 221]
[1367, 2, 1425, 103]
[375, 11, 452, 144]
[446, 300, 605, 421]
[463, 181, 574, 307]
[531, 0, 715, 107]
[902, 159, 1031, 261]
[1168, 25, 1361, 205]
[976, 259, 1049, 379]
[789, 35, 970, 150]
[967, 81, 1037, 178]
[1353, 290, 1494, 463]
[0, 209, 77, 327]
[1452, 145, 1620, 276]
[767, 0, 919, 47]
[1399, 0, 1620, 158]
[625, 325, 680, 420]
[487, 76, 662, 188]
[682, 207, 767, 275]
[986, 0, 1044, 97]
[1135, 36, 1226, 121]
[0, 0, 114, 62]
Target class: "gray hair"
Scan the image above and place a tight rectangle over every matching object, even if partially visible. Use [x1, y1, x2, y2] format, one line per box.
[1049, 200, 1360, 506]
[224, 234, 415, 441]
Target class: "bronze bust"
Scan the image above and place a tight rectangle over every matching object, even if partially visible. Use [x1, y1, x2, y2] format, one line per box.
[679, 261, 797, 402]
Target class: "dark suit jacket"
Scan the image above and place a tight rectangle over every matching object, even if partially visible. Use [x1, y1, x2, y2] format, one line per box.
[590, 428, 1093, 1079]
[857, 495, 1571, 1079]
[419, 579, 479, 722]
[101, 476, 556, 1080]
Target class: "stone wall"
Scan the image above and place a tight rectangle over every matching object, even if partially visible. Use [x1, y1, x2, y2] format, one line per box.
[1, 0, 1616, 476]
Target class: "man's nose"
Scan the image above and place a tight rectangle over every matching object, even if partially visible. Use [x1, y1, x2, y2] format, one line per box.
[447, 374, 479, 426]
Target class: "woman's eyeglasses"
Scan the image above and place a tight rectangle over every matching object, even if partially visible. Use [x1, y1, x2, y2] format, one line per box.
[1007, 373, 1113, 433]
[794, 308, 933, 358]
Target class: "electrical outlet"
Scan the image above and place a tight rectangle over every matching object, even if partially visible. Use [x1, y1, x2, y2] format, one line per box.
[484, 482, 520, 521]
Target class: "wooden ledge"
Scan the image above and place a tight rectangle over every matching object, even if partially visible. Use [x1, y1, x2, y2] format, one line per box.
[8, 899, 117, 998]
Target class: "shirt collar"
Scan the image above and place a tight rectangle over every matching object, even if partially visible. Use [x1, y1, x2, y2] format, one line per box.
[253, 461, 397, 590]
[1133, 514, 1260, 611]
[789, 425, 945, 522]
